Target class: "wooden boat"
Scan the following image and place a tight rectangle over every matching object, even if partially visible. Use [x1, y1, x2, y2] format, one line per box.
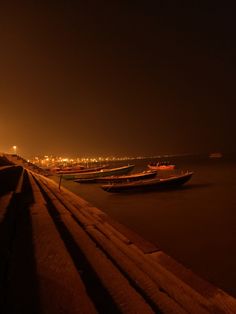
[148, 161, 175, 170]
[63, 164, 135, 180]
[75, 170, 157, 183]
[209, 152, 222, 159]
[55, 165, 108, 175]
[101, 171, 193, 193]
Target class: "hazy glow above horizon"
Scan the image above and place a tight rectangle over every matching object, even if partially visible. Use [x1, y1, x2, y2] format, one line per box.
[0, 2, 235, 156]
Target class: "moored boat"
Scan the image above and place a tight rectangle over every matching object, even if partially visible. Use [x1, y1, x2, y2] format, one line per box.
[55, 165, 108, 175]
[101, 171, 193, 193]
[209, 152, 222, 158]
[75, 170, 157, 183]
[63, 164, 135, 180]
[148, 161, 175, 170]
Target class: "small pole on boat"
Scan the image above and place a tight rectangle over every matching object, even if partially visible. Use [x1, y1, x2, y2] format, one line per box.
[59, 174, 62, 190]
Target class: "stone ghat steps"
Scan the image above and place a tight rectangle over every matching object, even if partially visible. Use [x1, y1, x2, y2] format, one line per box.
[3, 153, 50, 176]
[0, 164, 236, 313]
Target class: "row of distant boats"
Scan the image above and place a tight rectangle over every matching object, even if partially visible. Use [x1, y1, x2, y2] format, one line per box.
[49, 161, 193, 193]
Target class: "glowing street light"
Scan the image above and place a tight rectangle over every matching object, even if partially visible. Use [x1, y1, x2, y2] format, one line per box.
[12, 145, 17, 154]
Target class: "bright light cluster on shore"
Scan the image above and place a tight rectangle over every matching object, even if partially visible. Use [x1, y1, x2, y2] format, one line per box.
[29, 155, 148, 168]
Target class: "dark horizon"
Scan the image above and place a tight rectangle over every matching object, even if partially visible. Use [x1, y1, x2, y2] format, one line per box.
[1, 2, 236, 157]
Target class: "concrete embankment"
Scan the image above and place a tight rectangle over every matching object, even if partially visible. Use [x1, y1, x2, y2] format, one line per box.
[0, 154, 236, 313]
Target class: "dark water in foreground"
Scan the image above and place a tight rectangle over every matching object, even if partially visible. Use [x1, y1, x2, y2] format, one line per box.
[54, 155, 236, 297]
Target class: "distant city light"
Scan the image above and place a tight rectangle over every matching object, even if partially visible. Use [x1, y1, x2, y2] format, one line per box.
[28, 154, 148, 169]
[12, 146, 17, 154]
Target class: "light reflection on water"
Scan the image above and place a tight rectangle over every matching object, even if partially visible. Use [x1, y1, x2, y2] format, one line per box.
[53, 155, 236, 297]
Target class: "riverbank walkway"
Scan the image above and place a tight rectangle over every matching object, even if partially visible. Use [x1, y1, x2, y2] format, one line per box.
[1, 153, 236, 313]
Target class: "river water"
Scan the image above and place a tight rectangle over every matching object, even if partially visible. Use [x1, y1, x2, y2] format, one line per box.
[53, 154, 236, 297]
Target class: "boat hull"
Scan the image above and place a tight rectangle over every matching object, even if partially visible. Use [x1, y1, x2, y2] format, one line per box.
[101, 172, 193, 193]
[75, 170, 157, 183]
[55, 165, 108, 175]
[209, 153, 222, 158]
[148, 164, 175, 170]
[66, 164, 135, 180]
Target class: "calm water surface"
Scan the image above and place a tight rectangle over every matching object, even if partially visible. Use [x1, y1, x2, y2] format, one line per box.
[54, 155, 236, 297]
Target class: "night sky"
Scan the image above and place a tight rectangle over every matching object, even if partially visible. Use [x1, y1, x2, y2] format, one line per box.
[1, 1, 235, 157]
